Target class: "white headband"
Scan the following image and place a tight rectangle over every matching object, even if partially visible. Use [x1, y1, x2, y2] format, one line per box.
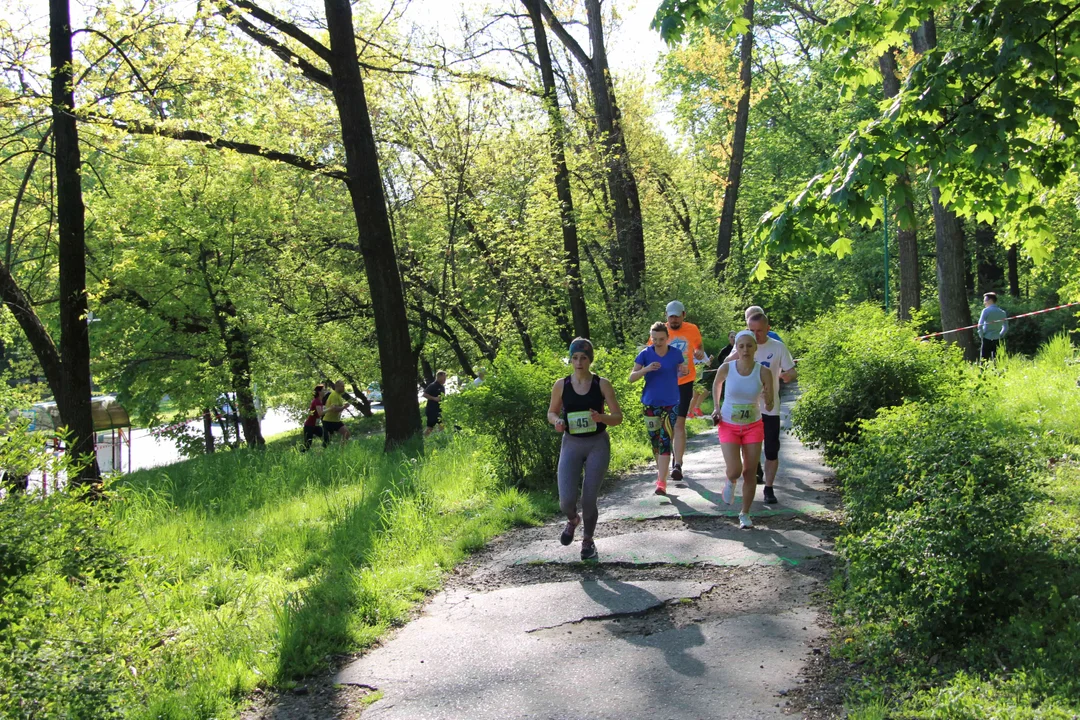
[734, 330, 757, 344]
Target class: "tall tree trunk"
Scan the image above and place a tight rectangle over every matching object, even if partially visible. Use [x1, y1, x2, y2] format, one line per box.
[715, 0, 755, 279]
[225, 328, 263, 447]
[914, 15, 975, 359]
[202, 409, 215, 454]
[975, 222, 1004, 295]
[540, 0, 646, 304]
[1007, 244, 1020, 298]
[879, 48, 921, 320]
[524, 0, 589, 340]
[584, 0, 645, 301]
[324, 0, 421, 448]
[50, 0, 99, 483]
[931, 189, 976, 357]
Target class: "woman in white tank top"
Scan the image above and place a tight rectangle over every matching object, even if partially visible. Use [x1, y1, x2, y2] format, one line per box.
[711, 330, 774, 529]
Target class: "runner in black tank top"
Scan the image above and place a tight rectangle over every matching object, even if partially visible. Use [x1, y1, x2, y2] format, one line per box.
[561, 375, 606, 437]
[547, 338, 624, 561]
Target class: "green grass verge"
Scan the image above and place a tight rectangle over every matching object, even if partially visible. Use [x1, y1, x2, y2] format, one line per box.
[837, 336, 1080, 719]
[2, 411, 658, 719]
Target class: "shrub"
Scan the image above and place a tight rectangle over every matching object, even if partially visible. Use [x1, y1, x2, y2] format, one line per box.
[443, 350, 564, 488]
[0, 486, 127, 719]
[835, 399, 1040, 650]
[789, 304, 964, 458]
[444, 346, 647, 489]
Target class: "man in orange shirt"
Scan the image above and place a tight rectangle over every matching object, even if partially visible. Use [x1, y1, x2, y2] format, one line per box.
[650, 300, 706, 481]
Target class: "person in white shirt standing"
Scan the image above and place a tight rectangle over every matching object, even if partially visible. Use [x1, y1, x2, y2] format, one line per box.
[745, 312, 796, 504]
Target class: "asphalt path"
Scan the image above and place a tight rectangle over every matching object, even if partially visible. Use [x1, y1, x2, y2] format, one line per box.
[330, 389, 839, 720]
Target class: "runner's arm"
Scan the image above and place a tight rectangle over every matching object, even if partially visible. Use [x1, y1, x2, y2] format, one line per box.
[778, 346, 798, 382]
[547, 379, 566, 431]
[711, 363, 729, 419]
[629, 362, 652, 382]
[596, 378, 623, 427]
[760, 366, 775, 412]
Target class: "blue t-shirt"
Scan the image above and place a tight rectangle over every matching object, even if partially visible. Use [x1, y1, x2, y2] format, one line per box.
[635, 346, 684, 407]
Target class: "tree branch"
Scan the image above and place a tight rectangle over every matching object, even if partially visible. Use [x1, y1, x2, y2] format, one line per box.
[782, 0, 827, 25]
[88, 114, 350, 182]
[538, 1, 592, 71]
[222, 0, 332, 63]
[218, 7, 334, 89]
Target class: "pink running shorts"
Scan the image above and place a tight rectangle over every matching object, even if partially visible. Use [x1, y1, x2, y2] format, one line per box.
[717, 419, 764, 445]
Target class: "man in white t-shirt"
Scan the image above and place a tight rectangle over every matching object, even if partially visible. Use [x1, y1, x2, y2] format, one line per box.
[747, 312, 796, 503]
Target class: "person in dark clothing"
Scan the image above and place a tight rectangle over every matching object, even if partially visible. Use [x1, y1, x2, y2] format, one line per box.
[423, 371, 447, 436]
[301, 383, 328, 451]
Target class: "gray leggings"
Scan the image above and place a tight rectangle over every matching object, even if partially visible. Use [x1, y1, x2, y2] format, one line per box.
[558, 431, 611, 539]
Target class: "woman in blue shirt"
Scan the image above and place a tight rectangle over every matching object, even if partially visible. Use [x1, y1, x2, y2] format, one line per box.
[630, 321, 687, 495]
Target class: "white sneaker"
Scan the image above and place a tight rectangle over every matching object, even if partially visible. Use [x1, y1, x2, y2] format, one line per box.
[739, 513, 753, 529]
[721, 479, 734, 505]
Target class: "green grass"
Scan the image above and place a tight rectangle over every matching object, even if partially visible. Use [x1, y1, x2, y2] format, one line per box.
[839, 336, 1080, 719]
[4, 431, 555, 719]
[2, 406, 658, 719]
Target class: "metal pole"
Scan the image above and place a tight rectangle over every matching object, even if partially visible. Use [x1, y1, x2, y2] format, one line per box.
[884, 195, 890, 313]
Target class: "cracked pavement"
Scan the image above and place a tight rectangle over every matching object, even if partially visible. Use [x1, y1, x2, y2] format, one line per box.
[331, 394, 840, 719]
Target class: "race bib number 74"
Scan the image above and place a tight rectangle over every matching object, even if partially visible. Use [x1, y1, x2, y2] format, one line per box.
[730, 403, 759, 425]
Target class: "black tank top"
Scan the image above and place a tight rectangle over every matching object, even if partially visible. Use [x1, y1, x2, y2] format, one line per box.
[562, 374, 606, 436]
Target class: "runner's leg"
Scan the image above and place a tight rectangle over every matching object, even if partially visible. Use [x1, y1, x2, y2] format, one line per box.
[557, 434, 586, 522]
[762, 414, 781, 487]
[579, 433, 611, 540]
[720, 441, 743, 485]
[673, 383, 693, 473]
[740, 441, 763, 514]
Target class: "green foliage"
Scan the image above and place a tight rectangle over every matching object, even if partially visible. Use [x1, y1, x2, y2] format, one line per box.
[445, 347, 650, 489]
[759, 0, 1080, 264]
[835, 400, 1039, 647]
[0, 479, 126, 718]
[789, 304, 963, 457]
[0, 433, 548, 719]
[444, 350, 564, 489]
[832, 334, 1080, 717]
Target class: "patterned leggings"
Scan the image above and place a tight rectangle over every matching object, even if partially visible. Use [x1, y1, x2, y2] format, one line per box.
[643, 405, 677, 456]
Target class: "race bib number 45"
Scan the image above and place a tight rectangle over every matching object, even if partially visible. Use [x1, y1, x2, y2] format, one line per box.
[730, 403, 759, 424]
[567, 411, 597, 435]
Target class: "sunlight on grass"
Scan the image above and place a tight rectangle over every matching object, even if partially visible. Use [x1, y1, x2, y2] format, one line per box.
[93, 434, 551, 719]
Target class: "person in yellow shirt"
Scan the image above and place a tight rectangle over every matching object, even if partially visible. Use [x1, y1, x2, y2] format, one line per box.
[322, 380, 350, 444]
[648, 301, 706, 481]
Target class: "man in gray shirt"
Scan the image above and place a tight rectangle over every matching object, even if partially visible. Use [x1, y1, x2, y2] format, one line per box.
[978, 292, 1009, 360]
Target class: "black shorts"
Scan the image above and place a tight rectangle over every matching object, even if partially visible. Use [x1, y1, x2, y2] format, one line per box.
[323, 420, 345, 434]
[762, 414, 781, 461]
[426, 411, 442, 428]
[677, 383, 694, 418]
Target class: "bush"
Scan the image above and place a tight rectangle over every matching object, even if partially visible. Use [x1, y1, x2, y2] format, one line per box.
[789, 304, 964, 458]
[0, 486, 127, 719]
[835, 399, 1040, 650]
[444, 346, 648, 489]
[443, 350, 565, 489]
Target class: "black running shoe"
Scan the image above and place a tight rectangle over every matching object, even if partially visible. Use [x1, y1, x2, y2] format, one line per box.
[671, 464, 683, 481]
[580, 539, 598, 561]
[756, 464, 765, 485]
[763, 486, 778, 504]
[560, 517, 580, 546]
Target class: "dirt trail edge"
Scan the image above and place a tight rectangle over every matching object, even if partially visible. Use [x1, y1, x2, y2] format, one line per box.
[244, 391, 842, 720]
